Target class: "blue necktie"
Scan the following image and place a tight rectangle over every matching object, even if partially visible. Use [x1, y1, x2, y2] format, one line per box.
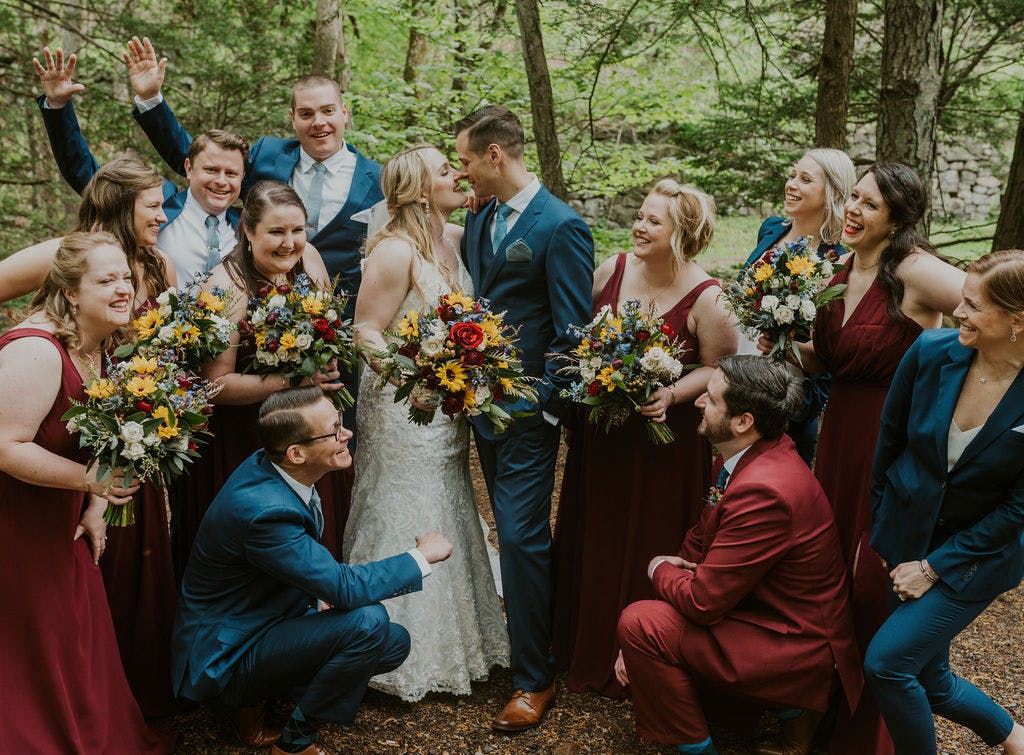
[491, 203, 514, 251]
[309, 487, 324, 539]
[203, 215, 220, 273]
[305, 162, 328, 234]
[716, 465, 730, 490]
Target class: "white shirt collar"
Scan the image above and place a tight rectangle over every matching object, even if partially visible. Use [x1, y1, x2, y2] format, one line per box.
[503, 176, 541, 214]
[297, 145, 352, 175]
[721, 444, 753, 478]
[182, 189, 228, 223]
[270, 461, 316, 506]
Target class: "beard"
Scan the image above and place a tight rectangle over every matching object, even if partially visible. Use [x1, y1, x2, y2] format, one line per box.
[698, 414, 734, 446]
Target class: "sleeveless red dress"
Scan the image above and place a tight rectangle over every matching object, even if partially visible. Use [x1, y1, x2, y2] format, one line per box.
[0, 328, 174, 752]
[553, 254, 716, 698]
[813, 263, 921, 755]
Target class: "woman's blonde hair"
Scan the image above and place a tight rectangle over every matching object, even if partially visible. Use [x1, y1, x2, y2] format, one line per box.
[366, 144, 456, 299]
[648, 179, 716, 265]
[28, 231, 133, 352]
[800, 148, 856, 245]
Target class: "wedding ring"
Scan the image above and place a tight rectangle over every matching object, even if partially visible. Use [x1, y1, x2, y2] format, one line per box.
[898, 594, 906, 601]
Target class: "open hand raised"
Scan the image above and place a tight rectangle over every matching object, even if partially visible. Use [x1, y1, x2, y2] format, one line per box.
[31, 47, 84, 108]
[123, 36, 166, 100]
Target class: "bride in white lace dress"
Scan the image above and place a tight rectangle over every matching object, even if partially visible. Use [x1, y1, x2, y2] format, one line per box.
[344, 145, 509, 701]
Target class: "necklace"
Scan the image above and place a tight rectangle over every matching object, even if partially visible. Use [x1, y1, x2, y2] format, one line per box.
[854, 259, 881, 271]
[638, 263, 677, 304]
[973, 362, 1021, 384]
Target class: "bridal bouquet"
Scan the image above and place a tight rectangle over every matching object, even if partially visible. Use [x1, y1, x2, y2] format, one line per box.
[62, 354, 215, 526]
[114, 276, 234, 370]
[237, 273, 356, 410]
[374, 291, 538, 433]
[724, 236, 845, 364]
[559, 300, 690, 444]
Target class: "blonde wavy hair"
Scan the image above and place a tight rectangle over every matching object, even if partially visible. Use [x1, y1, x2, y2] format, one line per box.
[648, 179, 717, 266]
[28, 231, 133, 353]
[799, 148, 856, 246]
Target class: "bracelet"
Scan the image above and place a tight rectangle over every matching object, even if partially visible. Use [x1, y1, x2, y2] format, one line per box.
[919, 560, 938, 583]
[668, 383, 678, 406]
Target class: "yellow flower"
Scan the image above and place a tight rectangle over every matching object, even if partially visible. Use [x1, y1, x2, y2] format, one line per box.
[174, 323, 200, 344]
[596, 366, 618, 391]
[753, 263, 774, 282]
[481, 317, 500, 344]
[301, 295, 324, 315]
[255, 332, 267, 349]
[152, 406, 170, 422]
[134, 309, 163, 338]
[157, 423, 180, 439]
[152, 405, 178, 437]
[746, 287, 755, 295]
[84, 379, 117, 399]
[198, 291, 226, 313]
[436, 361, 468, 392]
[786, 255, 816, 276]
[462, 387, 477, 410]
[130, 355, 159, 375]
[126, 375, 158, 397]
[279, 332, 298, 350]
[397, 313, 420, 339]
[443, 291, 476, 311]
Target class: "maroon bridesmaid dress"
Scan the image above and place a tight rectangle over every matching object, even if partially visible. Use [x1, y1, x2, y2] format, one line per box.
[553, 253, 715, 698]
[0, 328, 174, 753]
[813, 262, 922, 755]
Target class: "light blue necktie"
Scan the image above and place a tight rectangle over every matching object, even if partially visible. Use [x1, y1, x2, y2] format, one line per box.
[309, 487, 324, 539]
[203, 215, 220, 273]
[491, 203, 514, 252]
[305, 162, 328, 234]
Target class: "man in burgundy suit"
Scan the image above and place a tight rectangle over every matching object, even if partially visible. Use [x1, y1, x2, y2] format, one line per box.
[615, 355, 863, 755]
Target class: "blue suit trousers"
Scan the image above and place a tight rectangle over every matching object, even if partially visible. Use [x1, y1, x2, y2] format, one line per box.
[864, 583, 1014, 754]
[221, 604, 410, 725]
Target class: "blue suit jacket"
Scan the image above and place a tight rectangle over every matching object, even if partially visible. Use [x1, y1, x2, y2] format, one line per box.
[132, 99, 382, 304]
[461, 188, 594, 437]
[36, 95, 240, 230]
[172, 450, 422, 701]
[870, 329, 1024, 600]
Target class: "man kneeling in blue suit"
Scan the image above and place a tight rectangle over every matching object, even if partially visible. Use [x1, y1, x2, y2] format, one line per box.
[173, 387, 452, 755]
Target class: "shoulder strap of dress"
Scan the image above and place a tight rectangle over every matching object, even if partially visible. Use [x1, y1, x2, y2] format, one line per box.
[595, 253, 629, 312]
[0, 327, 63, 350]
[678, 278, 720, 309]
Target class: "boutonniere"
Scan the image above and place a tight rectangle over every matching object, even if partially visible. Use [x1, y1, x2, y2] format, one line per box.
[706, 483, 725, 507]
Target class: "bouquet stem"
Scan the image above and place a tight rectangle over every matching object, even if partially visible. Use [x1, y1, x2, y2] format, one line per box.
[407, 406, 438, 426]
[328, 385, 355, 411]
[104, 499, 136, 527]
[645, 419, 677, 445]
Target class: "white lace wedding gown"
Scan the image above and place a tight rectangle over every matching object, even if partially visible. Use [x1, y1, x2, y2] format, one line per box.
[343, 256, 510, 702]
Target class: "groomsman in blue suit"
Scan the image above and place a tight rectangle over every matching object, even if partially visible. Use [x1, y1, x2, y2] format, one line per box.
[454, 106, 595, 731]
[32, 46, 247, 284]
[174, 387, 452, 755]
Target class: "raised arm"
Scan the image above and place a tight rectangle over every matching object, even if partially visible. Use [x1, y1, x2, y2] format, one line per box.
[125, 36, 191, 176]
[0, 238, 61, 304]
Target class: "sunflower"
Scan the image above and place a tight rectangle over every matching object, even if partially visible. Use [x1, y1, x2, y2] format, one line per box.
[84, 379, 117, 399]
[786, 255, 816, 276]
[753, 263, 774, 283]
[436, 361, 468, 392]
[134, 308, 163, 338]
[126, 375, 159, 397]
[198, 291, 226, 313]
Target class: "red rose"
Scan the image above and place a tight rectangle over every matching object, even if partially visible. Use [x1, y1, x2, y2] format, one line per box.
[441, 305, 458, 322]
[611, 358, 623, 370]
[589, 340, 601, 351]
[424, 374, 441, 390]
[397, 343, 420, 359]
[461, 350, 485, 367]
[276, 283, 291, 294]
[586, 381, 600, 396]
[134, 400, 154, 413]
[187, 441, 198, 452]
[492, 383, 505, 402]
[441, 392, 464, 416]
[176, 377, 192, 390]
[322, 328, 336, 342]
[450, 321, 484, 350]
[238, 320, 252, 333]
[266, 339, 280, 352]
[313, 318, 331, 332]
[660, 323, 676, 337]
[201, 405, 214, 416]
[265, 312, 279, 325]
[256, 285, 273, 298]
[636, 329, 650, 342]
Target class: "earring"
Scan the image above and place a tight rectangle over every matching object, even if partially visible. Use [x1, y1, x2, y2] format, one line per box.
[424, 200, 432, 215]
[888, 228, 896, 239]
[1012, 329, 1018, 343]
[71, 303, 79, 317]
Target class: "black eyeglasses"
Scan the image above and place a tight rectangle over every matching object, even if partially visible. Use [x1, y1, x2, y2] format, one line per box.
[294, 414, 345, 445]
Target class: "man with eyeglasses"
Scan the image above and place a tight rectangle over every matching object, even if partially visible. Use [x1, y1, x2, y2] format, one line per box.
[172, 387, 452, 755]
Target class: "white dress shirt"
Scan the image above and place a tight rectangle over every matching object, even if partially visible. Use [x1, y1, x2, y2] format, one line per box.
[290, 147, 357, 235]
[158, 190, 235, 284]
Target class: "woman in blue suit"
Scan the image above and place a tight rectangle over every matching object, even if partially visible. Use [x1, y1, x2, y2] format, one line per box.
[739, 148, 855, 464]
[866, 249, 1024, 754]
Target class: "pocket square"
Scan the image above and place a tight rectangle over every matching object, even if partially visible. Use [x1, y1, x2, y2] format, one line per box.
[505, 240, 533, 262]
[1012, 424, 1024, 434]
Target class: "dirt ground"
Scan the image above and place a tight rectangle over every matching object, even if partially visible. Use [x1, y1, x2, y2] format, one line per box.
[163, 440, 1023, 754]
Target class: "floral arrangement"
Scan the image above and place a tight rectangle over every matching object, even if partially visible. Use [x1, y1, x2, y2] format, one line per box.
[114, 275, 234, 370]
[374, 291, 538, 433]
[723, 236, 846, 363]
[62, 354, 216, 526]
[558, 300, 691, 444]
[706, 480, 726, 507]
[237, 273, 356, 410]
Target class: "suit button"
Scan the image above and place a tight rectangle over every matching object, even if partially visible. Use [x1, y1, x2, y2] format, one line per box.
[937, 518, 946, 527]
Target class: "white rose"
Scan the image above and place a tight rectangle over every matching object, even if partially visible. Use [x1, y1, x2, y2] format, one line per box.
[773, 305, 795, 324]
[295, 333, 313, 349]
[800, 299, 817, 320]
[475, 384, 491, 404]
[66, 417, 80, 433]
[421, 337, 444, 358]
[123, 442, 147, 460]
[174, 436, 190, 452]
[156, 289, 173, 306]
[580, 365, 596, 382]
[786, 295, 801, 310]
[268, 294, 287, 309]
[251, 309, 266, 326]
[760, 295, 779, 312]
[257, 350, 280, 366]
[157, 325, 176, 341]
[143, 433, 161, 447]
[325, 309, 338, 322]
[120, 421, 145, 444]
[158, 304, 172, 318]
[821, 261, 834, 278]
[429, 320, 448, 340]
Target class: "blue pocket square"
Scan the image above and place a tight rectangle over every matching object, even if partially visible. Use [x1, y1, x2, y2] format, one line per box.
[1012, 424, 1024, 434]
[505, 240, 533, 262]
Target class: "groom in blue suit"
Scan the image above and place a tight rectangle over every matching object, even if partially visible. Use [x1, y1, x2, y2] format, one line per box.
[174, 387, 452, 755]
[454, 106, 594, 731]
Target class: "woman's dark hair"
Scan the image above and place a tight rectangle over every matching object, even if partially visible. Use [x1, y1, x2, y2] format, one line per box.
[78, 157, 171, 297]
[223, 180, 308, 294]
[868, 163, 939, 322]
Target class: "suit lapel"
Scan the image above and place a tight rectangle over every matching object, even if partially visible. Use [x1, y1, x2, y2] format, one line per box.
[934, 340, 973, 472]
[480, 189, 548, 293]
[469, 199, 498, 292]
[950, 360, 1024, 474]
[276, 143, 302, 185]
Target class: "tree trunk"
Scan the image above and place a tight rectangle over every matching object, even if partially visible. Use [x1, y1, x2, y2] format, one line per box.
[337, 11, 351, 93]
[312, 0, 341, 79]
[993, 95, 1024, 251]
[814, 0, 857, 149]
[451, 0, 472, 92]
[513, 0, 567, 200]
[877, 0, 944, 228]
[403, 1, 429, 126]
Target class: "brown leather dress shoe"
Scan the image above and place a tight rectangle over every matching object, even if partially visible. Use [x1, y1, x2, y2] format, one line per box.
[223, 703, 282, 747]
[269, 744, 332, 755]
[491, 682, 557, 731]
[756, 709, 824, 755]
